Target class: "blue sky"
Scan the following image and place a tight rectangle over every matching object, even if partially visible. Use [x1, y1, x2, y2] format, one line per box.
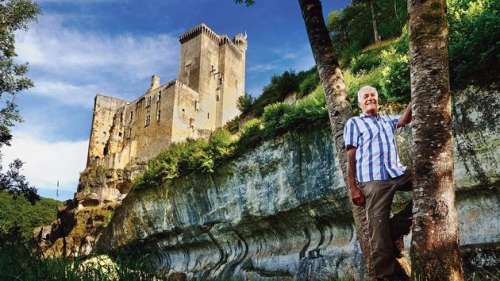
[3, 0, 349, 200]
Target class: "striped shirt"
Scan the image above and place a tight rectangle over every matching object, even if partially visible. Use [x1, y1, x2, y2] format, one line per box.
[343, 114, 406, 183]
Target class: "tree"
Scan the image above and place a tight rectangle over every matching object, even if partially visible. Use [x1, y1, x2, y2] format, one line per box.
[0, 0, 40, 203]
[236, 0, 373, 278]
[237, 93, 255, 114]
[354, 0, 381, 43]
[408, 0, 464, 280]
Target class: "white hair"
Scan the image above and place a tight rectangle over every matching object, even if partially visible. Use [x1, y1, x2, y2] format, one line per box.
[357, 86, 378, 103]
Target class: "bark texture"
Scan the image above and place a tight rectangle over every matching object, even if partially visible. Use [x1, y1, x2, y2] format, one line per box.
[369, 0, 381, 42]
[408, 0, 464, 280]
[297, 0, 372, 278]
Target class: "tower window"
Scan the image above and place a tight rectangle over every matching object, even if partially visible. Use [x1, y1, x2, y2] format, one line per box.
[207, 113, 210, 119]
[145, 112, 151, 127]
[156, 101, 161, 121]
[216, 95, 220, 102]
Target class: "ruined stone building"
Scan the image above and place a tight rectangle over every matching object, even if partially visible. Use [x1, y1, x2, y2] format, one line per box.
[86, 24, 247, 170]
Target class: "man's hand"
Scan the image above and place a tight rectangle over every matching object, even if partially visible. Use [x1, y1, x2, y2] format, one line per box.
[397, 103, 412, 128]
[350, 182, 365, 207]
[346, 146, 364, 206]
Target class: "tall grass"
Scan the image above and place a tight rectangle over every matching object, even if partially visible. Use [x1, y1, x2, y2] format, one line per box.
[0, 243, 165, 281]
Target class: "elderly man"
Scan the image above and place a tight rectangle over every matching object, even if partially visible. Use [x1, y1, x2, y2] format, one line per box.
[344, 86, 412, 281]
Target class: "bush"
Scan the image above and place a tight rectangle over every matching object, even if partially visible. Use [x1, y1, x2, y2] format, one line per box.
[135, 129, 234, 189]
[448, 0, 500, 86]
[284, 86, 328, 128]
[261, 102, 293, 138]
[350, 52, 382, 74]
[236, 118, 264, 152]
[298, 69, 320, 98]
[237, 93, 255, 114]
[380, 47, 410, 102]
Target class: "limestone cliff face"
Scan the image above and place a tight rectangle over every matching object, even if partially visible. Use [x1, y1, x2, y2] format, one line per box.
[96, 86, 499, 280]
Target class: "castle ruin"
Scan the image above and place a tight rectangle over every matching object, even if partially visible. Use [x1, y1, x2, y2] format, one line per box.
[86, 24, 247, 170]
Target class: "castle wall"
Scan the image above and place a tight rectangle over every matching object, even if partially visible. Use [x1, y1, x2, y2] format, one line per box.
[218, 41, 246, 125]
[87, 24, 246, 172]
[87, 95, 128, 166]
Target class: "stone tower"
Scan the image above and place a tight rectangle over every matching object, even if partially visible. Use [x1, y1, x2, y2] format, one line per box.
[178, 24, 247, 130]
[86, 24, 247, 170]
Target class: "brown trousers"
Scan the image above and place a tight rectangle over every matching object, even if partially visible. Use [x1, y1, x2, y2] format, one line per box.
[359, 171, 413, 280]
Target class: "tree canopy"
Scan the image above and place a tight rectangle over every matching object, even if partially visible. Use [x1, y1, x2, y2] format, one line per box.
[0, 0, 40, 203]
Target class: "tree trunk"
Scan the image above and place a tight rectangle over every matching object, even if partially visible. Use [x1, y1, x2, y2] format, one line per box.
[297, 0, 372, 279]
[408, 0, 464, 280]
[369, 0, 381, 43]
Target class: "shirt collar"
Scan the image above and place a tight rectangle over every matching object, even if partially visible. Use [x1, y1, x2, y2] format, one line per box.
[360, 113, 380, 119]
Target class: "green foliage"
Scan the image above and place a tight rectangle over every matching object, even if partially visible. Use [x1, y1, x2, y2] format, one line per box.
[135, 129, 234, 189]
[328, 0, 407, 65]
[379, 47, 410, 102]
[0, 191, 60, 241]
[0, 246, 167, 281]
[251, 70, 301, 116]
[235, 118, 264, 152]
[238, 87, 328, 150]
[448, 0, 500, 86]
[0, 0, 40, 202]
[248, 68, 320, 116]
[298, 67, 320, 98]
[237, 93, 255, 114]
[0, 0, 39, 144]
[349, 52, 382, 75]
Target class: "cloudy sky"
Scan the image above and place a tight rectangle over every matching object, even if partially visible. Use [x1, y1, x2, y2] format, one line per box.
[3, 0, 349, 200]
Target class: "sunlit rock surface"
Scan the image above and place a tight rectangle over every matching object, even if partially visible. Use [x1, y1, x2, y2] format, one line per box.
[97, 86, 499, 280]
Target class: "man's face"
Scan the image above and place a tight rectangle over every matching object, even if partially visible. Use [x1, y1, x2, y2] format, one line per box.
[359, 90, 378, 115]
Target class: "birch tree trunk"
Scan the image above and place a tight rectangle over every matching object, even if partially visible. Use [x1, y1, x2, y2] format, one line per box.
[408, 0, 464, 280]
[297, 0, 372, 278]
[369, 0, 381, 42]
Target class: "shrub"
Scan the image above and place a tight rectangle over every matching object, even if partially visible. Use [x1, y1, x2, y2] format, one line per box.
[261, 102, 293, 138]
[135, 129, 234, 189]
[284, 86, 328, 128]
[350, 52, 382, 74]
[236, 118, 264, 152]
[237, 93, 255, 114]
[448, 0, 500, 86]
[298, 69, 320, 98]
[380, 47, 410, 102]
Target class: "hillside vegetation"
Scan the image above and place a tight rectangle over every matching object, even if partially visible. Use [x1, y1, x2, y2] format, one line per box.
[0, 191, 61, 241]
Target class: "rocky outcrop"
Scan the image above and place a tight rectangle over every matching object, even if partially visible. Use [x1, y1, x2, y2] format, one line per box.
[35, 164, 143, 258]
[96, 86, 499, 280]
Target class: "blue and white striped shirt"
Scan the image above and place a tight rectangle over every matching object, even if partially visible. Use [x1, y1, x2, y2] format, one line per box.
[343, 114, 406, 183]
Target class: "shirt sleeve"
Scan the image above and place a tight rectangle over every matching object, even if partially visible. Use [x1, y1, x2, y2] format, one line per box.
[344, 118, 360, 149]
[388, 115, 401, 131]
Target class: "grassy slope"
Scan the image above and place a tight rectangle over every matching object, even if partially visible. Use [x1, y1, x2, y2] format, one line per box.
[0, 191, 61, 240]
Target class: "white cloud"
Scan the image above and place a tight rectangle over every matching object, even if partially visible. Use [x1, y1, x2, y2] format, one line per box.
[30, 81, 100, 108]
[15, 14, 180, 105]
[2, 131, 88, 192]
[16, 15, 179, 77]
[248, 63, 278, 73]
[248, 45, 314, 74]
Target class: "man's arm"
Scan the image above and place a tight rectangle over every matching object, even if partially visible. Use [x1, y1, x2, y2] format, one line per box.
[346, 146, 365, 206]
[396, 103, 412, 128]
